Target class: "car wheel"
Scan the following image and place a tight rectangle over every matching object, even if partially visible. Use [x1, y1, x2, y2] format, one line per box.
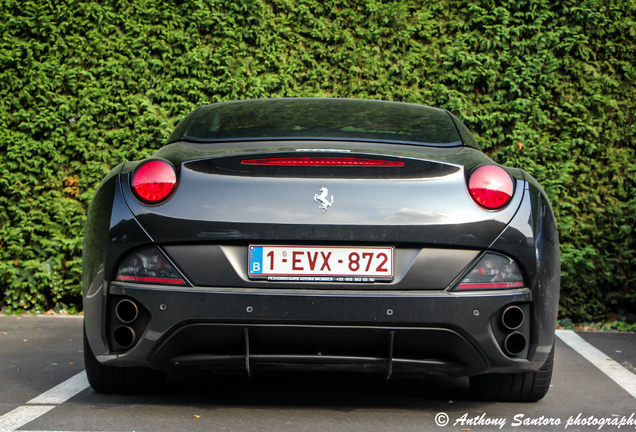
[470, 343, 554, 402]
[84, 327, 166, 394]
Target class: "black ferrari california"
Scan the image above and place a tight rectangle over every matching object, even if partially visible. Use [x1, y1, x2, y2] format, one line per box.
[82, 98, 560, 401]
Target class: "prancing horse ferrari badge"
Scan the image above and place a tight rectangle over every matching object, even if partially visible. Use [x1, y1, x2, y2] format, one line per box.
[314, 187, 334, 213]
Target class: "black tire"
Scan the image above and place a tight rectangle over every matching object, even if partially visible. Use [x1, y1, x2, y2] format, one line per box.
[84, 328, 166, 394]
[470, 343, 554, 402]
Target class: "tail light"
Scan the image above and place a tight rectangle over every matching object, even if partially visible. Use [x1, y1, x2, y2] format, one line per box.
[132, 159, 177, 203]
[454, 252, 524, 290]
[241, 157, 404, 167]
[115, 247, 187, 285]
[468, 165, 514, 210]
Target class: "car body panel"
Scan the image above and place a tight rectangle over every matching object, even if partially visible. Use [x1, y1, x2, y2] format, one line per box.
[120, 142, 525, 248]
[82, 99, 560, 389]
[102, 282, 535, 376]
[162, 245, 481, 289]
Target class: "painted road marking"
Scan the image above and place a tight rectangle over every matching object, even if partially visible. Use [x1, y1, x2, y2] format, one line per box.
[27, 373, 89, 405]
[556, 330, 636, 399]
[0, 372, 89, 432]
[0, 407, 55, 432]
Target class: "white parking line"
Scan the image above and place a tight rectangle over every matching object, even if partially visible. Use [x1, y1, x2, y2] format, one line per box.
[27, 373, 89, 405]
[556, 330, 636, 399]
[0, 372, 89, 432]
[0, 407, 56, 432]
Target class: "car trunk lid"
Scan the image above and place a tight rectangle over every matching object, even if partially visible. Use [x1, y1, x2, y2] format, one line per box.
[120, 143, 524, 249]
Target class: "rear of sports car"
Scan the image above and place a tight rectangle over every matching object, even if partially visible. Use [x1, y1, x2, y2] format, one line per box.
[82, 99, 560, 401]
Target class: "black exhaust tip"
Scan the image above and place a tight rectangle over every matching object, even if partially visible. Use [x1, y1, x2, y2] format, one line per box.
[114, 326, 136, 350]
[115, 299, 139, 324]
[501, 305, 524, 330]
[504, 331, 527, 356]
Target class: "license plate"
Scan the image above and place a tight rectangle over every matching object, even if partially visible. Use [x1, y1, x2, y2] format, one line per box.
[248, 245, 394, 282]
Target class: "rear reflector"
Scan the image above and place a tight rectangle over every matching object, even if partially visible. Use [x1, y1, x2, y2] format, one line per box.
[116, 275, 186, 285]
[132, 160, 177, 203]
[456, 282, 525, 290]
[454, 252, 524, 290]
[241, 157, 404, 167]
[115, 247, 187, 286]
[468, 165, 514, 210]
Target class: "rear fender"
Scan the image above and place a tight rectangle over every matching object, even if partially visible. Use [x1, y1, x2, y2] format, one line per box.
[488, 179, 560, 364]
[83, 178, 155, 356]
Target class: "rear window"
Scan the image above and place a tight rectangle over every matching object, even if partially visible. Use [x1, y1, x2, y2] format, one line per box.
[168, 98, 463, 147]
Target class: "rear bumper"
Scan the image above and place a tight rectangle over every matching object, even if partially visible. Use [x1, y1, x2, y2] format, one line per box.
[88, 283, 552, 377]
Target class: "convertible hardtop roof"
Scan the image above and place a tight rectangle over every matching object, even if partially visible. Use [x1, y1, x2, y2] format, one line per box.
[167, 98, 478, 148]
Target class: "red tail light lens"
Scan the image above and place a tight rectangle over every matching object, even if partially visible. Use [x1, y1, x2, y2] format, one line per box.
[132, 160, 177, 203]
[241, 157, 404, 167]
[468, 165, 514, 210]
[454, 252, 525, 290]
[116, 247, 187, 286]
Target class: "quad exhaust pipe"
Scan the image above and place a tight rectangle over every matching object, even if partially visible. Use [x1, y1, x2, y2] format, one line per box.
[499, 305, 527, 356]
[112, 299, 143, 350]
[501, 305, 524, 330]
[114, 325, 136, 350]
[503, 331, 527, 356]
[115, 299, 139, 323]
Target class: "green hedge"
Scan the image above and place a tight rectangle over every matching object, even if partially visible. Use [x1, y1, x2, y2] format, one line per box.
[1, 0, 634, 320]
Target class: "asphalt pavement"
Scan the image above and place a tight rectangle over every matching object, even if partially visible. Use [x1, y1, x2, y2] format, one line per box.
[0, 315, 634, 432]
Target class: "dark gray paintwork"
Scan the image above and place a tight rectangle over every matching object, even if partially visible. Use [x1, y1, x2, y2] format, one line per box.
[82, 100, 560, 387]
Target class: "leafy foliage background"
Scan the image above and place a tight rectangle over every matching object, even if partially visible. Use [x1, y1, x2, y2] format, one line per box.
[0, 0, 634, 320]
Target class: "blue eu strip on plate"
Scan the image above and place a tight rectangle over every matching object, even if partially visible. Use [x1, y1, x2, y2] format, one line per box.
[249, 246, 263, 274]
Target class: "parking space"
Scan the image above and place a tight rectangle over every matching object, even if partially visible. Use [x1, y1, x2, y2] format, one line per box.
[0, 316, 634, 432]
[577, 331, 636, 375]
[0, 316, 84, 417]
